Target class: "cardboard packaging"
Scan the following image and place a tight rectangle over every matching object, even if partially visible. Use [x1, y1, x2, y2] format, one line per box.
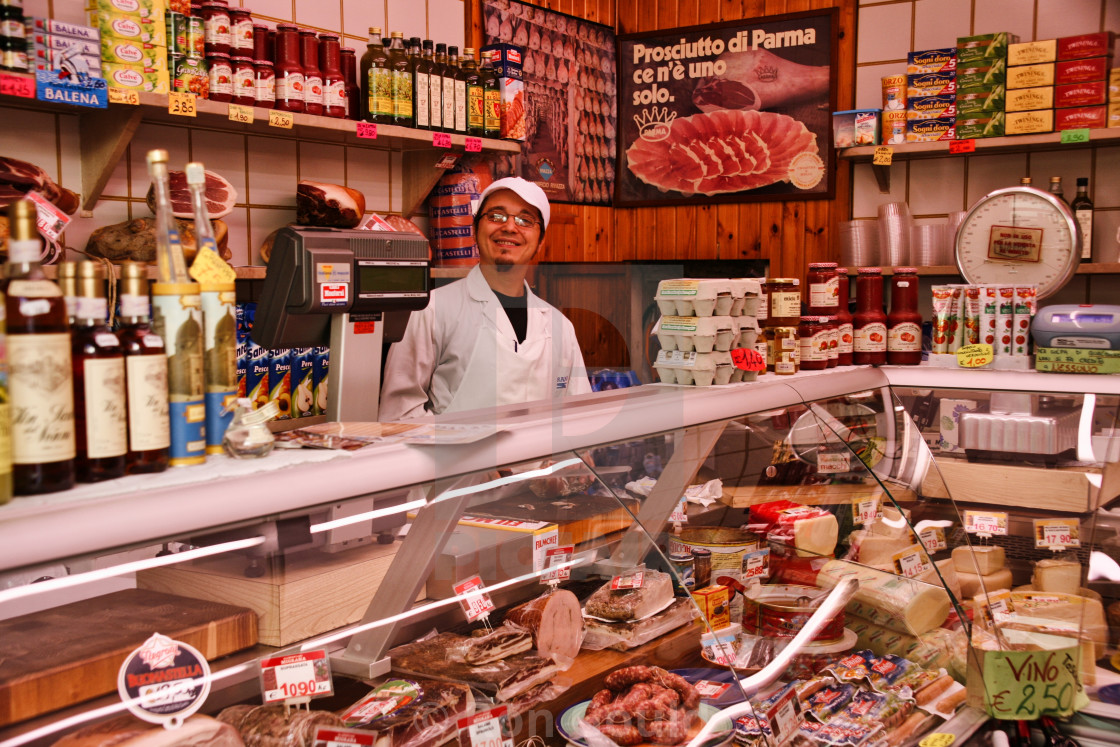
[692, 585, 732, 630]
[1056, 56, 1111, 85]
[481, 43, 525, 141]
[908, 48, 957, 74]
[102, 61, 168, 92]
[1055, 106, 1106, 131]
[26, 17, 100, 42]
[957, 62, 1007, 91]
[832, 109, 880, 147]
[1058, 31, 1114, 61]
[88, 11, 166, 46]
[906, 116, 956, 142]
[907, 94, 956, 120]
[1006, 86, 1054, 112]
[1005, 109, 1055, 134]
[1109, 101, 1120, 127]
[957, 32, 1017, 66]
[1007, 63, 1055, 89]
[1056, 80, 1107, 108]
[907, 72, 956, 98]
[101, 37, 163, 68]
[939, 398, 979, 454]
[1009, 39, 1057, 66]
[956, 87, 1006, 116]
[32, 47, 103, 75]
[955, 113, 1005, 139]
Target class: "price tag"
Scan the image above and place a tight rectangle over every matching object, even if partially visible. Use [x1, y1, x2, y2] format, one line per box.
[312, 727, 378, 747]
[703, 640, 737, 666]
[168, 91, 197, 117]
[0, 72, 35, 98]
[669, 497, 688, 524]
[694, 680, 732, 700]
[978, 589, 1015, 626]
[1034, 519, 1080, 549]
[965, 510, 1008, 537]
[465, 136, 483, 152]
[25, 190, 71, 242]
[259, 650, 333, 704]
[432, 131, 452, 148]
[531, 525, 558, 573]
[980, 645, 1088, 719]
[919, 526, 948, 553]
[949, 138, 976, 154]
[228, 103, 254, 123]
[356, 121, 378, 139]
[434, 152, 461, 169]
[956, 342, 994, 368]
[872, 146, 893, 166]
[189, 244, 237, 284]
[109, 87, 140, 105]
[920, 735, 956, 747]
[892, 544, 931, 579]
[817, 450, 851, 474]
[541, 545, 573, 583]
[851, 496, 880, 526]
[269, 109, 294, 129]
[611, 571, 644, 590]
[765, 687, 801, 742]
[457, 706, 513, 747]
[730, 347, 766, 371]
[742, 548, 769, 582]
[453, 575, 495, 622]
[1060, 128, 1090, 144]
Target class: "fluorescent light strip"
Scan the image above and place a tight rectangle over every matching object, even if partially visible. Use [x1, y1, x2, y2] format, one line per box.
[310, 499, 428, 533]
[1078, 393, 1097, 462]
[0, 537, 266, 605]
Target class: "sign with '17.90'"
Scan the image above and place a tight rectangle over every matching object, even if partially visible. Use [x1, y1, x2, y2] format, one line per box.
[259, 650, 334, 704]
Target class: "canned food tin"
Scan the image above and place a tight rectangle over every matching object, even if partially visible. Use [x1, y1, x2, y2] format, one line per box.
[165, 11, 189, 55]
[185, 13, 204, 56]
[172, 55, 208, 97]
[668, 552, 695, 594]
[691, 547, 712, 588]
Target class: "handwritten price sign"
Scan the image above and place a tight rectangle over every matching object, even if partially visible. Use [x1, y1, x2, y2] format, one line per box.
[228, 103, 254, 123]
[1034, 519, 1080, 549]
[168, 91, 197, 117]
[356, 121, 378, 139]
[269, 109, 294, 129]
[109, 87, 140, 105]
[432, 131, 452, 148]
[453, 575, 495, 622]
[949, 138, 976, 154]
[981, 647, 1088, 719]
[730, 347, 765, 371]
[0, 72, 35, 98]
[465, 136, 482, 152]
[872, 146, 893, 166]
[260, 650, 333, 704]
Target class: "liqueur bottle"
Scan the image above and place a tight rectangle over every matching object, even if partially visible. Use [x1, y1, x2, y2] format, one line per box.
[57, 260, 78, 325]
[481, 48, 501, 139]
[387, 31, 412, 127]
[412, 37, 432, 130]
[72, 262, 127, 482]
[3, 199, 75, 495]
[117, 262, 170, 474]
[449, 45, 467, 134]
[462, 47, 483, 137]
[424, 40, 441, 132]
[1071, 177, 1093, 260]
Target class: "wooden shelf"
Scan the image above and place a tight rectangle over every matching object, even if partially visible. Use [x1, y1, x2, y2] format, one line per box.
[844, 263, 1120, 277]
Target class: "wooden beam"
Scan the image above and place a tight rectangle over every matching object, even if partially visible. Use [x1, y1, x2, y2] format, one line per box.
[78, 105, 142, 211]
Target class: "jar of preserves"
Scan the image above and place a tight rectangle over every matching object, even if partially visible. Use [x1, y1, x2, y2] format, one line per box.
[888, 267, 923, 365]
[798, 316, 831, 371]
[229, 55, 255, 105]
[769, 326, 800, 375]
[205, 51, 232, 101]
[251, 23, 269, 60]
[853, 267, 887, 365]
[824, 315, 839, 368]
[340, 47, 359, 119]
[766, 278, 800, 327]
[806, 262, 839, 314]
[228, 7, 252, 53]
[253, 58, 275, 108]
[318, 33, 345, 118]
[834, 268, 853, 366]
[299, 28, 322, 115]
[273, 23, 304, 112]
[200, 1, 230, 56]
[757, 278, 768, 325]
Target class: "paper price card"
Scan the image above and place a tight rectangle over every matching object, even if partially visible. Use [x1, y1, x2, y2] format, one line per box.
[892, 544, 931, 579]
[168, 91, 197, 117]
[432, 131, 452, 148]
[965, 510, 1008, 537]
[453, 575, 495, 622]
[312, 727, 378, 747]
[730, 347, 765, 371]
[541, 545, 573, 583]
[531, 525, 558, 572]
[189, 244, 237, 284]
[356, 122, 378, 139]
[0, 72, 35, 98]
[919, 526, 948, 553]
[260, 650, 333, 704]
[872, 146, 893, 166]
[26, 190, 71, 242]
[980, 645, 1088, 719]
[669, 497, 688, 523]
[742, 548, 769, 582]
[228, 103, 254, 123]
[765, 687, 801, 742]
[703, 640, 736, 666]
[976, 589, 1015, 627]
[694, 680, 732, 699]
[1034, 519, 1080, 549]
[465, 136, 482, 152]
[1060, 128, 1090, 145]
[949, 138, 976, 154]
[956, 343, 993, 368]
[851, 496, 880, 526]
[109, 87, 140, 105]
[269, 109, 294, 128]
[611, 571, 644, 590]
[457, 706, 512, 747]
[434, 152, 461, 169]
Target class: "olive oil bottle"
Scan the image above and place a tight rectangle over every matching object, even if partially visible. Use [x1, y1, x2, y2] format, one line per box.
[462, 48, 484, 137]
[117, 263, 169, 474]
[387, 31, 413, 127]
[360, 27, 391, 124]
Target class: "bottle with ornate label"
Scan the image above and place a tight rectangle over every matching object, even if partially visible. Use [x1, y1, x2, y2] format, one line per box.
[440, 44, 456, 133]
[480, 49, 501, 138]
[412, 38, 431, 129]
[0, 287, 10, 505]
[834, 268, 853, 366]
[462, 47, 483, 137]
[360, 27, 391, 124]
[117, 262, 170, 474]
[1071, 177, 1093, 261]
[450, 45, 467, 133]
[3, 199, 75, 495]
[57, 261, 78, 325]
[72, 262, 127, 482]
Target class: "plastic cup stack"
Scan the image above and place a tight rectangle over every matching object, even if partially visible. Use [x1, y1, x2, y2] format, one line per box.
[945, 211, 968, 260]
[838, 219, 880, 267]
[910, 223, 948, 266]
[877, 202, 912, 267]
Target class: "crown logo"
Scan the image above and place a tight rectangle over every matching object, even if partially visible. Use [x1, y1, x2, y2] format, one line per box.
[634, 107, 677, 142]
[755, 65, 778, 83]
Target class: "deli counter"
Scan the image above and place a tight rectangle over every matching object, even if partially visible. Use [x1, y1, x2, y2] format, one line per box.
[1, 366, 1119, 747]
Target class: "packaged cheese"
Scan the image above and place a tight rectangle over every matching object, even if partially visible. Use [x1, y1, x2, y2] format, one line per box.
[817, 559, 952, 635]
[1032, 558, 1082, 592]
[951, 545, 1005, 575]
[851, 531, 914, 567]
[974, 590, 1108, 659]
[849, 614, 967, 677]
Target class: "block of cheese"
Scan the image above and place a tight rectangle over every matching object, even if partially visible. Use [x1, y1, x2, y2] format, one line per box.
[1032, 558, 1082, 592]
[852, 531, 914, 566]
[1008, 591, 1108, 657]
[818, 559, 952, 635]
[849, 613, 968, 678]
[951, 545, 1005, 576]
[868, 506, 912, 538]
[932, 558, 962, 600]
[793, 513, 839, 557]
[957, 567, 1013, 598]
[752, 501, 838, 558]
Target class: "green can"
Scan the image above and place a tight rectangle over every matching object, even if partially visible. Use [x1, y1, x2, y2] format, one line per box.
[166, 11, 189, 55]
[172, 55, 209, 97]
[186, 14, 205, 57]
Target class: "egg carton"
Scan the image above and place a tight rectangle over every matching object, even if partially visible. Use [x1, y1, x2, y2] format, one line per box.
[655, 278, 762, 318]
[657, 315, 737, 353]
[737, 317, 760, 350]
[654, 350, 759, 386]
[731, 278, 762, 318]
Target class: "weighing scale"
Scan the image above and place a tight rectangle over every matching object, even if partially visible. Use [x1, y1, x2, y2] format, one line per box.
[1032, 304, 1120, 350]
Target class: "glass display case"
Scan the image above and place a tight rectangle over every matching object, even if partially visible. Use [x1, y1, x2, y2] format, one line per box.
[1, 366, 1118, 747]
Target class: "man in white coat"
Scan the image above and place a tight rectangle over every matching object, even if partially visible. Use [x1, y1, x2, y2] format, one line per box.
[380, 177, 591, 420]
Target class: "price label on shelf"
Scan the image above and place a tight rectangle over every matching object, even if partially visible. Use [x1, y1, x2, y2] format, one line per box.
[694, 680, 732, 700]
[949, 139, 976, 154]
[977, 589, 1015, 626]
[312, 727, 378, 747]
[964, 510, 1007, 537]
[259, 650, 333, 704]
[541, 545, 573, 583]
[872, 146, 893, 166]
[465, 136, 482, 152]
[851, 496, 880, 526]
[168, 91, 197, 117]
[432, 131, 452, 148]
[611, 571, 644, 590]
[1060, 128, 1090, 145]
[765, 687, 801, 742]
[703, 640, 736, 666]
[457, 706, 512, 747]
[742, 548, 769, 582]
[434, 152, 461, 169]
[919, 526, 948, 553]
[453, 575, 495, 623]
[531, 525, 558, 573]
[0, 72, 35, 98]
[269, 109, 294, 129]
[1034, 519, 1080, 550]
[109, 87, 140, 105]
[892, 544, 931, 579]
[956, 343, 993, 368]
[356, 121, 378, 139]
[228, 103, 254, 123]
[730, 347, 765, 371]
[669, 497, 688, 524]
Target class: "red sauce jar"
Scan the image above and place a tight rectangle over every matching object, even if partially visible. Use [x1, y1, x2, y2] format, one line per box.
[206, 51, 233, 101]
[798, 316, 831, 370]
[834, 268, 853, 366]
[229, 7, 253, 53]
[273, 23, 304, 112]
[888, 267, 923, 365]
[252, 23, 269, 60]
[824, 315, 839, 367]
[200, 1, 230, 56]
[340, 47, 359, 120]
[230, 55, 255, 105]
[806, 262, 839, 314]
[318, 33, 345, 118]
[299, 29, 322, 115]
[254, 58, 275, 108]
[853, 267, 887, 366]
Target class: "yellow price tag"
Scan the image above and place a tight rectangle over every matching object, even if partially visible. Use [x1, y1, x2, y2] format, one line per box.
[269, 110, 293, 129]
[168, 91, 197, 117]
[109, 87, 139, 105]
[228, 103, 254, 123]
[919, 735, 955, 747]
[188, 245, 237, 285]
[872, 146, 893, 166]
[956, 343, 993, 368]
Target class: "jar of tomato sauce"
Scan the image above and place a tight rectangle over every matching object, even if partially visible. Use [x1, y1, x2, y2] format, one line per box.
[888, 267, 923, 365]
[273, 23, 304, 112]
[229, 7, 253, 54]
[299, 29, 323, 116]
[230, 55, 255, 105]
[340, 47, 359, 120]
[318, 33, 345, 118]
[834, 268, 853, 366]
[824, 315, 839, 367]
[853, 267, 887, 366]
[254, 58, 275, 108]
[806, 262, 839, 314]
[798, 316, 831, 371]
[200, 1, 230, 56]
[252, 23, 269, 60]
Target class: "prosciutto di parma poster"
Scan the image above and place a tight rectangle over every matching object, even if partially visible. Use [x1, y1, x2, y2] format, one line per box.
[616, 10, 837, 207]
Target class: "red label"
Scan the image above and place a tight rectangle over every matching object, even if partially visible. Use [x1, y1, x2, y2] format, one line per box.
[453, 575, 495, 622]
[433, 131, 452, 148]
[0, 73, 35, 98]
[949, 139, 976, 154]
[731, 347, 766, 371]
[434, 153, 461, 169]
[321, 283, 349, 305]
[465, 136, 482, 152]
[610, 571, 644, 590]
[353, 321, 377, 335]
[356, 122, 377, 139]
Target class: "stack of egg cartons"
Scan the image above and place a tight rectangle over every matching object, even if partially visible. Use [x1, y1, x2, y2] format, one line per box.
[653, 278, 762, 386]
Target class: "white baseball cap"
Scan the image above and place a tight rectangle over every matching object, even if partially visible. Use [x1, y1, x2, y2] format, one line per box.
[475, 176, 550, 230]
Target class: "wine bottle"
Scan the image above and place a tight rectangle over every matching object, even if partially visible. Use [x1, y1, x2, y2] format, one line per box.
[0, 284, 10, 505]
[117, 262, 170, 474]
[1071, 177, 1093, 261]
[3, 199, 75, 495]
[57, 260, 78, 325]
[462, 48, 483, 137]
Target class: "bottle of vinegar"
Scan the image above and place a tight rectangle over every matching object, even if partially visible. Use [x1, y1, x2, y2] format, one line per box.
[118, 263, 170, 474]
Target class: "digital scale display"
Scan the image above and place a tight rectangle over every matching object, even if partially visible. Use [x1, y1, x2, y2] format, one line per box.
[358, 263, 428, 296]
[1050, 313, 1114, 324]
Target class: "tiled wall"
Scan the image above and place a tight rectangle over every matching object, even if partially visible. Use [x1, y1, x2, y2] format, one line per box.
[854, 0, 1120, 305]
[5, 0, 466, 265]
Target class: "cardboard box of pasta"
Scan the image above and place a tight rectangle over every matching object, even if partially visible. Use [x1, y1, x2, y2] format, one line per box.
[956, 86, 1006, 116]
[1007, 63, 1055, 89]
[1006, 86, 1053, 112]
[1005, 108, 1054, 134]
[907, 71, 956, 97]
[907, 48, 957, 74]
[957, 32, 1017, 66]
[955, 112, 1005, 139]
[906, 116, 956, 142]
[907, 94, 956, 120]
[1009, 39, 1057, 66]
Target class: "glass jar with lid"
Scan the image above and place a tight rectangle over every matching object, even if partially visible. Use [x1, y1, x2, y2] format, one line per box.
[769, 326, 800, 375]
[765, 278, 800, 327]
[273, 23, 304, 112]
[205, 51, 232, 102]
[798, 316, 831, 371]
[834, 268, 853, 366]
[229, 55, 255, 106]
[853, 267, 887, 365]
[253, 59, 275, 108]
[806, 262, 839, 314]
[888, 267, 923, 365]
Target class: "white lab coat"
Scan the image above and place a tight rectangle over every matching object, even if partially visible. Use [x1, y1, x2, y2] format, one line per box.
[380, 266, 592, 421]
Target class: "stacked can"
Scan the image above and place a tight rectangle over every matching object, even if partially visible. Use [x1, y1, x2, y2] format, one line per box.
[881, 74, 907, 143]
[168, 3, 206, 96]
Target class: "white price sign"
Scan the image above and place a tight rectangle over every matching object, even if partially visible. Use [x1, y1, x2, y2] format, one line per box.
[312, 727, 377, 747]
[742, 549, 769, 582]
[457, 706, 512, 747]
[453, 575, 495, 623]
[694, 680, 732, 699]
[532, 526, 558, 572]
[260, 650, 333, 704]
[964, 510, 1008, 537]
[892, 544, 930, 579]
[541, 546, 573, 584]
[766, 688, 801, 741]
[919, 526, 948, 553]
[669, 498, 688, 523]
[851, 496, 880, 526]
[704, 641, 737, 666]
[1034, 519, 1080, 549]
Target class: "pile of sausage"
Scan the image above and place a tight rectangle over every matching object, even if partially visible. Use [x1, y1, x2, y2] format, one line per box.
[583, 666, 700, 746]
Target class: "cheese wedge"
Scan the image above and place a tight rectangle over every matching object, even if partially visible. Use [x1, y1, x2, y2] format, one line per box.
[957, 567, 1013, 598]
[1032, 558, 1082, 593]
[952, 545, 1005, 575]
[854, 532, 915, 566]
[793, 513, 839, 558]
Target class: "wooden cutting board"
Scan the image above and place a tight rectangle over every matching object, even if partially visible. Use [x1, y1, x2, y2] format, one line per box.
[0, 588, 258, 727]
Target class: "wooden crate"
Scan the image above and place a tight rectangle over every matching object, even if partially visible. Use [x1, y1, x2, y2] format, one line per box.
[922, 458, 1102, 513]
[138, 542, 419, 647]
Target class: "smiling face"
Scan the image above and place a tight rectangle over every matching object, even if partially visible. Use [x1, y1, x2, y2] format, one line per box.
[476, 189, 544, 272]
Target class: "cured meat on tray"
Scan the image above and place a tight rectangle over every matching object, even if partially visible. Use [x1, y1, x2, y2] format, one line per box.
[582, 598, 698, 652]
[504, 589, 583, 662]
[52, 714, 243, 747]
[216, 705, 343, 747]
[584, 570, 674, 621]
[464, 625, 533, 665]
[338, 677, 474, 747]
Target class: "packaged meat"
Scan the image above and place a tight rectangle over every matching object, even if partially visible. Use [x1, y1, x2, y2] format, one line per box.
[338, 677, 474, 747]
[463, 625, 533, 664]
[816, 560, 952, 636]
[495, 656, 564, 700]
[584, 570, 675, 621]
[231, 706, 343, 747]
[53, 715, 243, 747]
[657, 315, 737, 353]
[503, 589, 583, 664]
[582, 598, 698, 651]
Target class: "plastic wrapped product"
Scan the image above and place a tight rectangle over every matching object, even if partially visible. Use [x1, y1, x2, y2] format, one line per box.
[55, 715, 242, 747]
[338, 678, 474, 747]
[847, 614, 967, 677]
[581, 598, 698, 651]
[751, 501, 839, 558]
[504, 589, 583, 664]
[585, 570, 674, 621]
[951, 545, 1005, 575]
[817, 560, 952, 636]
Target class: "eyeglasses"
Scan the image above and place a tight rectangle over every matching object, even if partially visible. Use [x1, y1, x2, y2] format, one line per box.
[483, 210, 541, 230]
